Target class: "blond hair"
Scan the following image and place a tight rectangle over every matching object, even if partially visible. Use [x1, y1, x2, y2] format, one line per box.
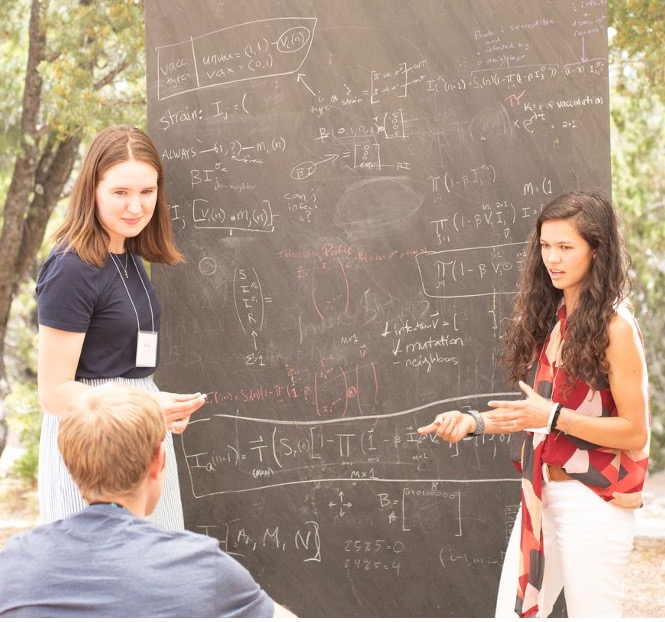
[58, 383, 166, 502]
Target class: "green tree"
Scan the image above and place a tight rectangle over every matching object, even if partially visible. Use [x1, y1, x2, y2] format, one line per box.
[0, 0, 146, 457]
[609, 0, 665, 100]
[608, 2, 665, 470]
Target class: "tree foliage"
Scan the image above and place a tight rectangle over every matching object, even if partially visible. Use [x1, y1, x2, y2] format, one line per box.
[609, 0, 665, 100]
[608, 1, 665, 470]
[0, 0, 146, 457]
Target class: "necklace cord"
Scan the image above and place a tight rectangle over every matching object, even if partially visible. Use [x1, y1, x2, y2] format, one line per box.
[108, 253, 155, 332]
[110, 251, 129, 278]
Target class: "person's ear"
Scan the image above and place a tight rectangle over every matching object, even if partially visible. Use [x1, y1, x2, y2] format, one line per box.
[148, 442, 166, 481]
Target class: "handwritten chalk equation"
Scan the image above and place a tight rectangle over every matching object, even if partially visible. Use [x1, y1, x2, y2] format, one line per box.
[430, 194, 540, 243]
[416, 242, 527, 298]
[177, 394, 518, 497]
[291, 110, 409, 180]
[233, 266, 271, 334]
[191, 481, 505, 570]
[192, 197, 276, 234]
[191, 483, 476, 567]
[156, 17, 316, 99]
[207, 360, 379, 418]
[370, 59, 429, 104]
[196, 518, 322, 563]
[197, 136, 287, 167]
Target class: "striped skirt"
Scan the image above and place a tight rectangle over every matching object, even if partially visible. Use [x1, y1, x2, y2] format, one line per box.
[37, 376, 184, 530]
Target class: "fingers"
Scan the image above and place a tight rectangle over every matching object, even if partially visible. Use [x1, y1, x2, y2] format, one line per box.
[487, 398, 516, 409]
[496, 418, 520, 432]
[417, 414, 455, 436]
[172, 391, 206, 403]
[436, 416, 459, 439]
[162, 392, 206, 417]
[160, 392, 206, 435]
[418, 411, 470, 443]
[417, 422, 439, 435]
[486, 409, 518, 427]
[488, 385, 550, 430]
[518, 380, 535, 396]
[168, 416, 191, 435]
[180, 392, 206, 414]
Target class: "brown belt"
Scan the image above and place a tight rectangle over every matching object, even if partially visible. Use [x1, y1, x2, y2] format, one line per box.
[545, 464, 574, 482]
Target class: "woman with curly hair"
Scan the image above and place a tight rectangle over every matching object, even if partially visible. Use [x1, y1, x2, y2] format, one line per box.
[419, 190, 650, 617]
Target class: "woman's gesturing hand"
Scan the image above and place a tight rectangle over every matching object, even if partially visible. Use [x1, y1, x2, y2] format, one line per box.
[486, 381, 551, 432]
[418, 410, 475, 443]
[155, 391, 206, 434]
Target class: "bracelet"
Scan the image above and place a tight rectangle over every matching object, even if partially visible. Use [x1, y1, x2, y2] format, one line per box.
[546, 402, 559, 432]
[564, 409, 572, 435]
[549, 403, 563, 433]
[466, 409, 484, 436]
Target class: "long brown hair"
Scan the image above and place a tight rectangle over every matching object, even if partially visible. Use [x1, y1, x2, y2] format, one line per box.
[53, 125, 183, 266]
[500, 190, 631, 388]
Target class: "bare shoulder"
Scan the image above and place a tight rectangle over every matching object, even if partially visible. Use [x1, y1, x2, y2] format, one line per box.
[607, 304, 646, 371]
[608, 304, 640, 344]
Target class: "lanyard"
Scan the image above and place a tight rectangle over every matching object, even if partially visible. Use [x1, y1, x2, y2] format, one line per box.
[109, 252, 155, 333]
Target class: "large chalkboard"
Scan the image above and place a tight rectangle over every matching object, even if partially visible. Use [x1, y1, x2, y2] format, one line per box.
[145, 1, 609, 616]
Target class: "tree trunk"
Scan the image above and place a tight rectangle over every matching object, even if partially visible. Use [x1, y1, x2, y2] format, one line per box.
[0, 0, 148, 464]
[0, 0, 47, 458]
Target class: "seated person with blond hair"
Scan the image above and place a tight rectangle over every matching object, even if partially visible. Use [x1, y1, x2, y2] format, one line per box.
[0, 383, 295, 618]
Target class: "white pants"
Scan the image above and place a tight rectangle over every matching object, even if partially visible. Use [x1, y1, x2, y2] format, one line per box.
[495, 479, 635, 618]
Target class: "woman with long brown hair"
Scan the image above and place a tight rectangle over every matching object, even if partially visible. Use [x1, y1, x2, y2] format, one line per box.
[36, 126, 206, 530]
[419, 190, 650, 617]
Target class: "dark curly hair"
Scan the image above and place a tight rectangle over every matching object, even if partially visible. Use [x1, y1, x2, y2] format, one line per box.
[500, 190, 631, 389]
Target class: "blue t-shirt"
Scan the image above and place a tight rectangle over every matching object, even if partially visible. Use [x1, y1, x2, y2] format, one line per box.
[0, 505, 275, 617]
[36, 247, 161, 379]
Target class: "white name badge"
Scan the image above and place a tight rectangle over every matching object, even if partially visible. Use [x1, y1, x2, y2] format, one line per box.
[136, 330, 158, 367]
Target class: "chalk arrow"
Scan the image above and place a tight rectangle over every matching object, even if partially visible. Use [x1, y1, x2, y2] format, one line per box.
[297, 73, 316, 96]
[580, 36, 588, 62]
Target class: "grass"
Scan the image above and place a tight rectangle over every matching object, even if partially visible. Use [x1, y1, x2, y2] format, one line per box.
[0, 474, 38, 549]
